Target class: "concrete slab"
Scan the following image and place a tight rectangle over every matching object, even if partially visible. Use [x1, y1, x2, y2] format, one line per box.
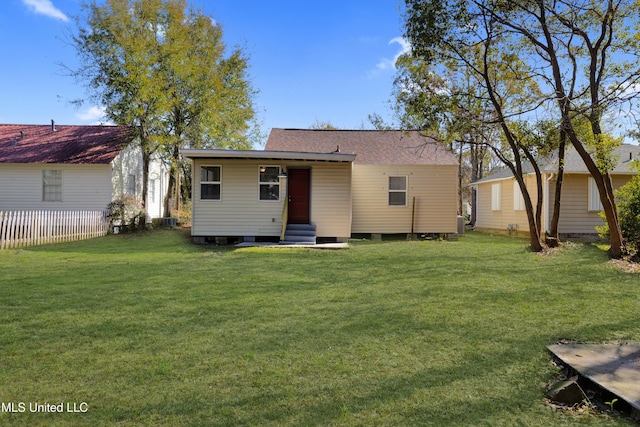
[234, 242, 348, 249]
[548, 343, 640, 412]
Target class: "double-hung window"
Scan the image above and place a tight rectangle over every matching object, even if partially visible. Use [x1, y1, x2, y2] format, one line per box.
[259, 166, 280, 201]
[43, 170, 62, 202]
[388, 176, 407, 206]
[201, 166, 221, 200]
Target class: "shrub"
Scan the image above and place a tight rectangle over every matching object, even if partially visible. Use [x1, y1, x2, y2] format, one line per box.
[616, 174, 640, 253]
[106, 195, 146, 232]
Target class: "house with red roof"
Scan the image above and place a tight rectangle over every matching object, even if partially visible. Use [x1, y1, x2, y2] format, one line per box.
[182, 128, 458, 244]
[0, 122, 169, 218]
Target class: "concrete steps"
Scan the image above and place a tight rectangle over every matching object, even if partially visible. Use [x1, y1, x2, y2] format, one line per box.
[281, 223, 316, 245]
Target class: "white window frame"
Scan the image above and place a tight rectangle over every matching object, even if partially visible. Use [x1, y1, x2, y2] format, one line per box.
[491, 182, 502, 211]
[200, 165, 222, 201]
[388, 176, 408, 207]
[513, 180, 525, 211]
[258, 165, 281, 202]
[588, 176, 604, 211]
[43, 170, 62, 202]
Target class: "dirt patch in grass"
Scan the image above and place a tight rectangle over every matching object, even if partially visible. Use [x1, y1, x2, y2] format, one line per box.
[608, 258, 640, 274]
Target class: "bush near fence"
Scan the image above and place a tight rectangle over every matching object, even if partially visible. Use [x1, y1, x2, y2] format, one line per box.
[0, 210, 110, 249]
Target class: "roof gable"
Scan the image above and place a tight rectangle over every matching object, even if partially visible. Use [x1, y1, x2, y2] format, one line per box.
[265, 129, 458, 165]
[0, 124, 132, 164]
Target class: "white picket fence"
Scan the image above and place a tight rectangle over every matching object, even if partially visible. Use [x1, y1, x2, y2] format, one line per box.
[0, 210, 110, 250]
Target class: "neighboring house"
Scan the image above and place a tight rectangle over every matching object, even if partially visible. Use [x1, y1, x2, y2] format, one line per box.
[182, 129, 458, 244]
[472, 144, 640, 238]
[0, 123, 169, 218]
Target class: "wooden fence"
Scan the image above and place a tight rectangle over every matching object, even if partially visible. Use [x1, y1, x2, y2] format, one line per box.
[0, 210, 110, 250]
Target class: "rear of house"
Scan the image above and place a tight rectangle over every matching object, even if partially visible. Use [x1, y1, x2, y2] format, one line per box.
[267, 129, 459, 237]
[183, 129, 458, 244]
[183, 150, 354, 243]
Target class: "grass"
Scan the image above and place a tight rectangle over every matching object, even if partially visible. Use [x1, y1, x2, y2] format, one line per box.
[0, 229, 639, 426]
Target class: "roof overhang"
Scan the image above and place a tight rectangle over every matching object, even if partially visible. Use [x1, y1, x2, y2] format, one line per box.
[181, 149, 355, 163]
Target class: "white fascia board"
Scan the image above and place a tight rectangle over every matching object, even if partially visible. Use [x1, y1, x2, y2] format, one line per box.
[180, 149, 355, 163]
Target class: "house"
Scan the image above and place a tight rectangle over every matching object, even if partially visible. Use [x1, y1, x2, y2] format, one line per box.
[182, 129, 458, 244]
[472, 144, 640, 238]
[0, 122, 169, 218]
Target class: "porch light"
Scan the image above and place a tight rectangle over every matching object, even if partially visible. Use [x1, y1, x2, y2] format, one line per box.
[277, 171, 287, 179]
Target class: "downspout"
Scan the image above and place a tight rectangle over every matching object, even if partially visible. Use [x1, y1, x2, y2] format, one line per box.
[279, 169, 288, 241]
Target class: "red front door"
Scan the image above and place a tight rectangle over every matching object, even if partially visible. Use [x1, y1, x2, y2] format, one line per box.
[287, 168, 310, 224]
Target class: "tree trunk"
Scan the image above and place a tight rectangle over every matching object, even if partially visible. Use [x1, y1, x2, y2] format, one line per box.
[141, 150, 150, 222]
[458, 142, 464, 215]
[535, 2, 625, 258]
[470, 144, 479, 226]
[518, 175, 544, 252]
[163, 171, 175, 219]
[565, 128, 625, 258]
[522, 146, 544, 239]
[136, 122, 152, 223]
[547, 134, 566, 247]
[479, 27, 544, 251]
[163, 145, 181, 218]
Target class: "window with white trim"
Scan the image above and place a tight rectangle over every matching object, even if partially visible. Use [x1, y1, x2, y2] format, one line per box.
[43, 170, 62, 202]
[588, 177, 604, 211]
[491, 182, 502, 211]
[388, 176, 407, 206]
[513, 181, 525, 211]
[201, 166, 221, 200]
[259, 166, 281, 201]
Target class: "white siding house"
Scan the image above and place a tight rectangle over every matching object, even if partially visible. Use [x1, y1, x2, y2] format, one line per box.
[0, 123, 168, 219]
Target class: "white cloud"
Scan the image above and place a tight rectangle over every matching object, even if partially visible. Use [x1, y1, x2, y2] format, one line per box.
[376, 37, 411, 70]
[76, 106, 109, 124]
[22, 0, 69, 22]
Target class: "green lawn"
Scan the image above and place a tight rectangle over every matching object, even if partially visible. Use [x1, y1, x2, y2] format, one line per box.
[0, 230, 638, 426]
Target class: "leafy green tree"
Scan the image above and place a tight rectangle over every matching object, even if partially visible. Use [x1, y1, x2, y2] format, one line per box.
[71, 0, 168, 214]
[403, 1, 550, 251]
[71, 0, 256, 217]
[157, 0, 255, 216]
[403, 0, 640, 257]
[391, 53, 496, 224]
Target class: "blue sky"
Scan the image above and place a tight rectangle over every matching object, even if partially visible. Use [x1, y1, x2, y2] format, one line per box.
[0, 0, 407, 138]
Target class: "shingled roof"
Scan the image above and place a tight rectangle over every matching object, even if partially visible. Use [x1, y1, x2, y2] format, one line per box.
[0, 124, 133, 164]
[265, 129, 458, 165]
[474, 143, 640, 184]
